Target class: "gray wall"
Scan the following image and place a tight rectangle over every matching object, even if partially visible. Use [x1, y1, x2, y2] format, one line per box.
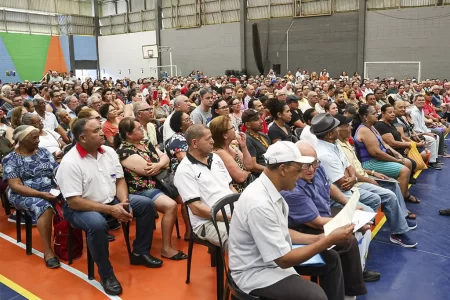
[245, 12, 359, 78]
[365, 6, 450, 80]
[160, 22, 241, 76]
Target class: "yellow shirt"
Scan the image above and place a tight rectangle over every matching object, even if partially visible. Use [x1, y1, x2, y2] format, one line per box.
[336, 139, 368, 187]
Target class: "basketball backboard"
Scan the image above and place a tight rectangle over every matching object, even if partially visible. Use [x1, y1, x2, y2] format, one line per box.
[142, 45, 158, 59]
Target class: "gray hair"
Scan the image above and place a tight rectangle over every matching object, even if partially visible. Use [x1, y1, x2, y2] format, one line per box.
[133, 101, 145, 117]
[185, 124, 209, 147]
[64, 95, 74, 105]
[55, 108, 68, 119]
[21, 113, 37, 126]
[173, 95, 188, 108]
[87, 95, 99, 107]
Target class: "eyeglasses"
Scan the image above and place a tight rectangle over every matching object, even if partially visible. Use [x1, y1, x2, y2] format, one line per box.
[219, 106, 229, 110]
[227, 126, 234, 131]
[139, 108, 153, 112]
[301, 159, 320, 170]
[182, 117, 191, 122]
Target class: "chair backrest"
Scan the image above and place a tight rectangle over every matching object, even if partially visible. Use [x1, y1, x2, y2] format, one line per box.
[210, 193, 260, 299]
[182, 202, 195, 234]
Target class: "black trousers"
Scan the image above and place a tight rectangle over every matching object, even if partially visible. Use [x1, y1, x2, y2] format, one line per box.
[250, 274, 327, 300]
[292, 225, 367, 297]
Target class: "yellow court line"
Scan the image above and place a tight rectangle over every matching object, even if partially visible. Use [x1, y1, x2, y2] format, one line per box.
[0, 274, 41, 300]
[372, 216, 386, 239]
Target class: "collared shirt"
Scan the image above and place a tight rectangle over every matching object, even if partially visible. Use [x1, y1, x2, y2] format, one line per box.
[281, 166, 332, 227]
[229, 173, 297, 294]
[174, 152, 232, 230]
[299, 125, 318, 147]
[337, 139, 367, 184]
[41, 111, 59, 131]
[56, 144, 124, 204]
[315, 139, 349, 184]
[410, 106, 431, 133]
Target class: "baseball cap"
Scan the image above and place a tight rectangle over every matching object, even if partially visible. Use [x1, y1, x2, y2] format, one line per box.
[241, 109, 260, 123]
[264, 141, 315, 165]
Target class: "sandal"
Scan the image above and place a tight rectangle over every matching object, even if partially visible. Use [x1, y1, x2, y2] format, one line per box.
[405, 194, 420, 204]
[406, 210, 416, 220]
[162, 250, 188, 261]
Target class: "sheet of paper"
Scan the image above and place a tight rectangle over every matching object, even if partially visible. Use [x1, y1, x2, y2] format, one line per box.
[323, 188, 360, 237]
[368, 175, 399, 184]
[292, 244, 325, 267]
[351, 210, 377, 232]
[50, 189, 60, 197]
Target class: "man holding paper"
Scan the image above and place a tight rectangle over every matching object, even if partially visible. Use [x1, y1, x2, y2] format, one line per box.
[229, 141, 360, 300]
[281, 142, 379, 291]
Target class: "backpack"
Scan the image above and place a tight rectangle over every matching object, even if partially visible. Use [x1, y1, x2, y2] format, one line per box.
[53, 200, 83, 261]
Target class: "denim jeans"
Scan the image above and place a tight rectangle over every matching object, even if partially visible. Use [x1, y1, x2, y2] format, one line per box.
[335, 187, 381, 213]
[357, 183, 409, 235]
[63, 194, 155, 279]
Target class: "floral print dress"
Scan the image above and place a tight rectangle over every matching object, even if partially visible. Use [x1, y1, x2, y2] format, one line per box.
[2, 148, 58, 221]
[165, 132, 188, 173]
[116, 141, 159, 194]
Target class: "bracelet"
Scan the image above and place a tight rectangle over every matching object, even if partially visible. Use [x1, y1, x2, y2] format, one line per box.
[371, 170, 375, 176]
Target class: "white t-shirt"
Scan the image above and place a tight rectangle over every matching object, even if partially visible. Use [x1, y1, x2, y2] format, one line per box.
[163, 112, 175, 146]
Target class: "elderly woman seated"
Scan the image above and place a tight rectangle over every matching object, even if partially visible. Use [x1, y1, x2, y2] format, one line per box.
[114, 117, 188, 260]
[353, 105, 421, 204]
[22, 113, 66, 161]
[3, 125, 60, 268]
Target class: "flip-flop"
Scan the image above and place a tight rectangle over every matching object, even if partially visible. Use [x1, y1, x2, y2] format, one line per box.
[405, 194, 420, 204]
[162, 251, 188, 261]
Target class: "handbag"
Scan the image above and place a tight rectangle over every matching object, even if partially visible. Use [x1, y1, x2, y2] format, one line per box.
[154, 169, 179, 199]
[53, 199, 83, 261]
[146, 141, 179, 199]
[407, 142, 428, 171]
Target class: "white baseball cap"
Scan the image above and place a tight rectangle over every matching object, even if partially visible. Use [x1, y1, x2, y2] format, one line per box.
[264, 141, 315, 165]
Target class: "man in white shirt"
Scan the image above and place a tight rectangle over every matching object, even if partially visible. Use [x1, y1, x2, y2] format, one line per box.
[300, 108, 318, 146]
[174, 124, 237, 247]
[57, 118, 160, 296]
[410, 94, 447, 156]
[163, 95, 191, 145]
[229, 141, 354, 299]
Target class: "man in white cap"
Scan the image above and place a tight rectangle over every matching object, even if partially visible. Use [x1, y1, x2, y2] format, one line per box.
[229, 141, 356, 300]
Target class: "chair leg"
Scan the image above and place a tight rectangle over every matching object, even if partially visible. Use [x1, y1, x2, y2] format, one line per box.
[25, 215, 32, 255]
[86, 232, 94, 280]
[215, 247, 224, 300]
[1, 191, 10, 215]
[210, 247, 217, 267]
[16, 210, 22, 243]
[185, 235, 194, 284]
[68, 226, 73, 265]
[175, 218, 181, 239]
[121, 222, 132, 261]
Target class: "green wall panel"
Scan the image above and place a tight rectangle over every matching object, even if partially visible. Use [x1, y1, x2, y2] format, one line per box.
[0, 32, 50, 82]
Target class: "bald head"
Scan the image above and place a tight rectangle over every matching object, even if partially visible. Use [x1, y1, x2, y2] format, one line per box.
[307, 91, 318, 100]
[296, 140, 317, 159]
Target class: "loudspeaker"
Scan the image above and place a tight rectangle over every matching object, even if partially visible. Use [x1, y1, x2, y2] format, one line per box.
[273, 64, 281, 75]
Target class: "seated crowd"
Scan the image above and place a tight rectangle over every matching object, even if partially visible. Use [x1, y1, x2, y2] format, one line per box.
[1, 70, 450, 299]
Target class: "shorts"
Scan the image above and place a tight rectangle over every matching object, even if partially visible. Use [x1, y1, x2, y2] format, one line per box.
[135, 188, 165, 203]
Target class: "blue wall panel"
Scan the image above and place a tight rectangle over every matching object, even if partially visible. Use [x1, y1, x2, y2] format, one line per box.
[59, 35, 71, 71]
[73, 36, 97, 61]
[0, 37, 22, 84]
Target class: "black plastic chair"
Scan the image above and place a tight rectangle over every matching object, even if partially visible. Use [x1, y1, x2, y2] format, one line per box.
[210, 193, 260, 300]
[15, 209, 33, 255]
[1, 189, 11, 215]
[68, 226, 95, 280]
[183, 202, 223, 300]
